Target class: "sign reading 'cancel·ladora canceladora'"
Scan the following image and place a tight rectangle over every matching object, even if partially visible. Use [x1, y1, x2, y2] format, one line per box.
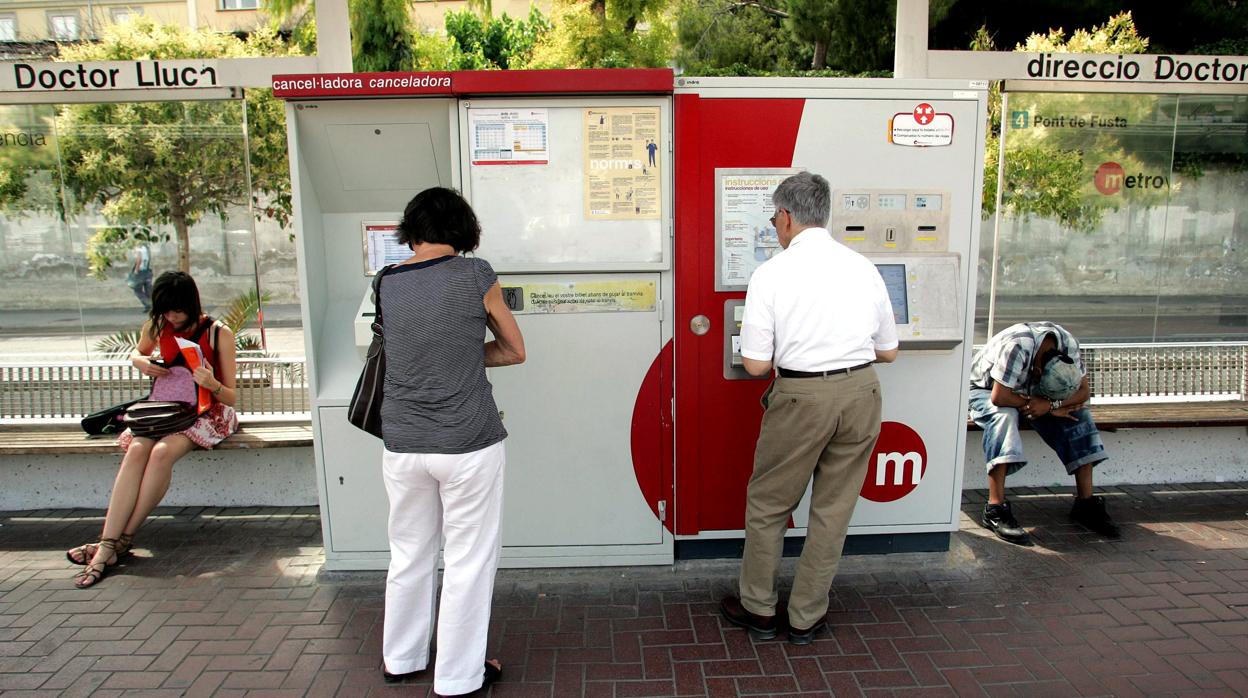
[1, 60, 220, 92]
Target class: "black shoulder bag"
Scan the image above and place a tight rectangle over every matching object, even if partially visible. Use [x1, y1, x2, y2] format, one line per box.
[120, 317, 219, 440]
[347, 269, 387, 438]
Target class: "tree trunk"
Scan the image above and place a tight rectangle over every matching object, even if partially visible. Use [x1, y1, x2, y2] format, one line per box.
[812, 40, 827, 69]
[173, 214, 190, 273]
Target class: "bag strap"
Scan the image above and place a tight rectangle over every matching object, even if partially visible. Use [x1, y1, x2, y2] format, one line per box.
[208, 321, 222, 353]
[372, 266, 390, 326]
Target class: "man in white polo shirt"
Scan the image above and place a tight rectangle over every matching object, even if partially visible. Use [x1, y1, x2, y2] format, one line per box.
[720, 171, 899, 645]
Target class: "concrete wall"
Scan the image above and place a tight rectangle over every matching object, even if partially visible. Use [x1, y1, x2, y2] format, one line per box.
[961, 427, 1248, 490]
[0, 445, 317, 510]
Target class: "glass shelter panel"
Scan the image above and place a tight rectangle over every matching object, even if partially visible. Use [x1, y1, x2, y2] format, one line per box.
[983, 91, 1248, 343]
[0, 98, 298, 360]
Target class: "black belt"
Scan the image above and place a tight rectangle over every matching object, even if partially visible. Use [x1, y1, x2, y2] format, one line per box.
[778, 362, 873, 378]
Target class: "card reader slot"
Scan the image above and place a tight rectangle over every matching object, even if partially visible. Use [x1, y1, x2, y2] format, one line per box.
[916, 225, 937, 232]
[844, 225, 866, 232]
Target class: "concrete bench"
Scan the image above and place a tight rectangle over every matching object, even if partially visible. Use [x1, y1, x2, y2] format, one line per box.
[0, 421, 314, 455]
[967, 400, 1248, 431]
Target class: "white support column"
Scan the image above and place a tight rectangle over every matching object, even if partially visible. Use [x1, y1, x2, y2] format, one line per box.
[893, 0, 930, 78]
[317, 0, 353, 73]
[186, 0, 198, 30]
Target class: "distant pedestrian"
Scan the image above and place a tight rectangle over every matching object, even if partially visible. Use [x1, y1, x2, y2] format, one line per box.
[126, 241, 153, 312]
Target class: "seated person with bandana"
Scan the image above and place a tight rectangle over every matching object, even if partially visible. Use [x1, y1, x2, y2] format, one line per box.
[968, 321, 1119, 544]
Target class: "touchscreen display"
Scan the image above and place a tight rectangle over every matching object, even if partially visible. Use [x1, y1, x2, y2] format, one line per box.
[875, 264, 909, 324]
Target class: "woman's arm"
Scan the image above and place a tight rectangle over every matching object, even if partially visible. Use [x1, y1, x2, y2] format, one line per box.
[131, 320, 169, 378]
[483, 282, 525, 367]
[193, 326, 238, 407]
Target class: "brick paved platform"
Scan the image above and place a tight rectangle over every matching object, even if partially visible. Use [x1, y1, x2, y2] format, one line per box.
[2, 484, 1247, 697]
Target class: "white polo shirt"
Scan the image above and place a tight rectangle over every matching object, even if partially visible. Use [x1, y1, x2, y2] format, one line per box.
[740, 227, 899, 372]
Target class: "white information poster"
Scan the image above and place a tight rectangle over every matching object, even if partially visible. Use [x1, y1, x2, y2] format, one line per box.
[362, 222, 408, 275]
[889, 102, 955, 147]
[469, 108, 550, 165]
[716, 170, 800, 289]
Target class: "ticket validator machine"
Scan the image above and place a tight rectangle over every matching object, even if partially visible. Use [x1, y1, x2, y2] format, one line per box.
[276, 70, 675, 569]
[672, 78, 987, 549]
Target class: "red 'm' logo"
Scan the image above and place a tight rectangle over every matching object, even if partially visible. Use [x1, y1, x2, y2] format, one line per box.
[1095, 161, 1125, 195]
[860, 422, 927, 503]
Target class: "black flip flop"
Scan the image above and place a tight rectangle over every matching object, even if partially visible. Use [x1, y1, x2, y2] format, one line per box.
[482, 660, 502, 687]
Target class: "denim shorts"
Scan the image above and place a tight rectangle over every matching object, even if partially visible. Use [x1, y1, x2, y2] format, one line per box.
[968, 388, 1107, 476]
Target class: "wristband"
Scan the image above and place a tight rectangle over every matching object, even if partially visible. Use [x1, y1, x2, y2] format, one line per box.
[1050, 399, 1061, 412]
[213, 383, 225, 396]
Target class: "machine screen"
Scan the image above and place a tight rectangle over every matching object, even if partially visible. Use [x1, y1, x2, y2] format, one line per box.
[913, 194, 943, 211]
[876, 264, 909, 323]
[363, 222, 410, 275]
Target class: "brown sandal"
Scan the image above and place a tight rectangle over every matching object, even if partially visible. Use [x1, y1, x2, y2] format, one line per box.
[73, 538, 120, 589]
[67, 533, 133, 566]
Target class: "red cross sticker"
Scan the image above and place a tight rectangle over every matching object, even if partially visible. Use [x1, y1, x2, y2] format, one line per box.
[913, 103, 935, 125]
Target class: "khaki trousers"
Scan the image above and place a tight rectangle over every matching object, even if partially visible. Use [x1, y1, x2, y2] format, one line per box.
[739, 367, 881, 630]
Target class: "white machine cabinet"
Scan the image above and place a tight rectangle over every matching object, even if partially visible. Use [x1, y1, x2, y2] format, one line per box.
[277, 70, 675, 570]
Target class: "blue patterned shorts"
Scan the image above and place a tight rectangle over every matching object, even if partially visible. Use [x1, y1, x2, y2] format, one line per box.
[968, 388, 1107, 476]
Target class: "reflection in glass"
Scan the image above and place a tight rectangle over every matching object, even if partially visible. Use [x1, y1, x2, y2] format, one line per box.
[0, 99, 299, 360]
[982, 91, 1248, 343]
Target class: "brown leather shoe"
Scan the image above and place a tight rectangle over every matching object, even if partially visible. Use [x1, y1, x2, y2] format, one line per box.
[720, 595, 778, 640]
[787, 618, 827, 645]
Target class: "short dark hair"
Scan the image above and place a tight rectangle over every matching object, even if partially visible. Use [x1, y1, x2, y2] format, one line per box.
[396, 187, 481, 253]
[148, 271, 203, 337]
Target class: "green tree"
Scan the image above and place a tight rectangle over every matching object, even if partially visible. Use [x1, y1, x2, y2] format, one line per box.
[444, 6, 553, 70]
[55, 18, 294, 273]
[782, 0, 951, 72]
[529, 0, 676, 69]
[351, 0, 417, 72]
[675, 0, 809, 73]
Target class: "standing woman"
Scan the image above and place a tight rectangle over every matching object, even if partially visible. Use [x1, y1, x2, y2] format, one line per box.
[67, 271, 238, 588]
[378, 187, 525, 695]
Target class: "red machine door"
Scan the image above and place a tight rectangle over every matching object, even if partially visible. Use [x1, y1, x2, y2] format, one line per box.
[673, 95, 808, 535]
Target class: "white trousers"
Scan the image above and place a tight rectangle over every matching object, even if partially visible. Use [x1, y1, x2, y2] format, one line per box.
[381, 440, 505, 695]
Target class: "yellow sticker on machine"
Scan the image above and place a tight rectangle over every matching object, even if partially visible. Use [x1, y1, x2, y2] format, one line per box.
[516, 280, 657, 314]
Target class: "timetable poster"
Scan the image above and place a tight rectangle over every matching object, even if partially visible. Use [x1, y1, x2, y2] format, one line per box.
[717, 171, 795, 288]
[362, 222, 408, 275]
[469, 108, 550, 165]
[583, 107, 660, 220]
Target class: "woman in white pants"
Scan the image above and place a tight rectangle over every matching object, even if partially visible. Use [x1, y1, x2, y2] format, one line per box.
[375, 187, 525, 695]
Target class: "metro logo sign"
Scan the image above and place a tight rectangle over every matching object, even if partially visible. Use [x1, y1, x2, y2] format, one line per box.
[1094, 161, 1125, 195]
[860, 422, 927, 503]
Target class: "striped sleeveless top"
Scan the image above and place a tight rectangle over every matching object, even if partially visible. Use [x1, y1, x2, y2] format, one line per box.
[377, 255, 507, 454]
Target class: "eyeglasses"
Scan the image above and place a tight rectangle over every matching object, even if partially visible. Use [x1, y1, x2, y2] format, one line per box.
[769, 209, 787, 226]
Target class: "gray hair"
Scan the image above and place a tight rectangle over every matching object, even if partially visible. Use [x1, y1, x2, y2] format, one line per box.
[772, 172, 830, 228]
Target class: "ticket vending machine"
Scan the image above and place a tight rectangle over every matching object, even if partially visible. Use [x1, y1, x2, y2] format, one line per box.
[276, 70, 675, 569]
[672, 78, 987, 547]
